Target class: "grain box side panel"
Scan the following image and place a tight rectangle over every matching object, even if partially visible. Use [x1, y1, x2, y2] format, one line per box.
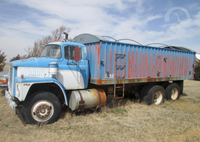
[86, 42, 101, 80]
[87, 41, 195, 85]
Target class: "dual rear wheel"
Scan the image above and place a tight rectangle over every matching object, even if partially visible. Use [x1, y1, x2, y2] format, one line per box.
[141, 85, 165, 105]
[141, 83, 180, 105]
[165, 83, 180, 101]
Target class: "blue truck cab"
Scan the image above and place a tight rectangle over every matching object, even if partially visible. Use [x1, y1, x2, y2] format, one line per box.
[5, 40, 107, 124]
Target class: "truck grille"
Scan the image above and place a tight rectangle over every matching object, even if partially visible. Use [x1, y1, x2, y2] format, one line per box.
[9, 66, 14, 94]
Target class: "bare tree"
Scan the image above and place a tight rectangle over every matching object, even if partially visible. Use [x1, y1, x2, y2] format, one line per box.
[0, 50, 6, 71]
[26, 25, 70, 57]
[194, 59, 200, 80]
[52, 25, 67, 41]
[10, 54, 21, 62]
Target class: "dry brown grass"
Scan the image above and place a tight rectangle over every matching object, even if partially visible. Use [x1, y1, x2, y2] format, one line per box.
[0, 80, 200, 142]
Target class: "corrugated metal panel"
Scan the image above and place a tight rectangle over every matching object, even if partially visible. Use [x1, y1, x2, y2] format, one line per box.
[86, 41, 195, 85]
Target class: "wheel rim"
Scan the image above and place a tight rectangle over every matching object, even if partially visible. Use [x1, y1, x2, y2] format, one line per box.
[31, 100, 54, 122]
[171, 88, 178, 100]
[153, 91, 163, 105]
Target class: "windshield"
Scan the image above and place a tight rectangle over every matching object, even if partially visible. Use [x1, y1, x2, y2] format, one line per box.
[41, 45, 61, 59]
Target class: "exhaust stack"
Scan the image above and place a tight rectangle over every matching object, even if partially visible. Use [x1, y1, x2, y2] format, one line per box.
[63, 32, 68, 41]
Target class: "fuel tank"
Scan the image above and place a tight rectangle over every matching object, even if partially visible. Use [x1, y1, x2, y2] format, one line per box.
[69, 88, 106, 111]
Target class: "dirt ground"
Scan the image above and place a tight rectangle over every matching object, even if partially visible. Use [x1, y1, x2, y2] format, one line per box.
[0, 64, 200, 142]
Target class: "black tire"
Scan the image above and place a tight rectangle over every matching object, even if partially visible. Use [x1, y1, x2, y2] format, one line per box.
[145, 85, 165, 105]
[22, 92, 61, 124]
[178, 81, 184, 95]
[165, 83, 180, 101]
[140, 84, 154, 102]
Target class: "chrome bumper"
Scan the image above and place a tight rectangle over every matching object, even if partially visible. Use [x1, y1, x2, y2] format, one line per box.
[5, 90, 17, 114]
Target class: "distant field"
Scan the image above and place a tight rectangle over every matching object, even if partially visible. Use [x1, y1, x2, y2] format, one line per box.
[0, 80, 200, 142]
[3, 63, 9, 71]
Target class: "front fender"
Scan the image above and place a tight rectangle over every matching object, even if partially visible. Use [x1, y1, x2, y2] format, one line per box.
[15, 77, 68, 105]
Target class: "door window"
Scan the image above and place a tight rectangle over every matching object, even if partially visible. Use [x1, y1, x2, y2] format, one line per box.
[65, 46, 82, 60]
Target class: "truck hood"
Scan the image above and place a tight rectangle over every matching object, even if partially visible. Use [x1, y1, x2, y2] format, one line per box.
[10, 57, 59, 68]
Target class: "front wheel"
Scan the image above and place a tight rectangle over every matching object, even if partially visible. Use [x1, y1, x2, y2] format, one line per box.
[22, 92, 61, 124]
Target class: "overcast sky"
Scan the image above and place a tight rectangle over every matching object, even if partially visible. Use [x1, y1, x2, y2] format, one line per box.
[1, 0, 200, 61]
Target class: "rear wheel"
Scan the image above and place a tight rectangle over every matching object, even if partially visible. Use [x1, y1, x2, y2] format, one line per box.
[165, 83, 180, 101]
[22, 92, 61, 124]
[142, 85, 165, 105]
[140, 84, 154, 102]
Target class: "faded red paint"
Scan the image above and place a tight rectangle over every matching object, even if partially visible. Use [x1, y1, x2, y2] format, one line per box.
[164, 54, 167, 77]
[161, 53, 164, 77]
[167, 53, 170, 77]
[97, 43, 101, 79]
[172, 54, 174, 77]
[109, 48, 112, 77]
[122, 48, 125, 78]
[139, 49, 141, 78]
[175, 55, 178, 77]
[128, 50, 131, 78]
[181, 56, 184, 76]
[149, 52, 152, 78]
[135, 49, 138, 78]
[184, 57, 187, 76]
[193, 58, 195, 76]
[152, 53, 155, 77]
[159, 53, 162, 77]
[174, 54, 176, 76]
[180, 56, 183, 77]
[118, 51, 121, 77]
[189, 57, 192, 75]
[131, 50, 134, 78]
[174, 54, 176, 77]
[145, 52, 148, 77]
[179, 56, 182, 77]
[133, 50, 135, 77]
[142, 52, 145, 77]
[114, 48, 116, 77]
[177, 56, 180, 77]
[182, 56, 184, 76]
[156, 53, 158, 77]
[104, 44, 107, 79]
[170, 54, 173, 77]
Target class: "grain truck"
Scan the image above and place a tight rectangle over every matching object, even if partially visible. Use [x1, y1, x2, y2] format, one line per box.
[5, 33, 195, 124]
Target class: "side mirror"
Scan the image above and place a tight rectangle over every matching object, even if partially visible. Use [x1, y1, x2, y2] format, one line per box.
[74, 47, 81, 62]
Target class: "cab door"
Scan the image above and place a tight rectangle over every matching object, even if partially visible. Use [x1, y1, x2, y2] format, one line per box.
[57, 45, 89, 89]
